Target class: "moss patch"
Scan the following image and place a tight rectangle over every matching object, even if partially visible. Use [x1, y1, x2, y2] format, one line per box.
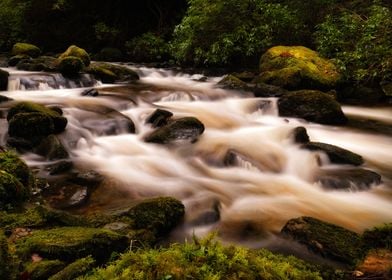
[26, 260, 66, 280]
[59, 45, 90, 66]
[49, 256, 95, 280]
[11, 43, 41, 58]
[0, 170, 26, 209]
[57, 56, 84, 77]
[0, 150, 32, 188]
[87, 62, 139, 83]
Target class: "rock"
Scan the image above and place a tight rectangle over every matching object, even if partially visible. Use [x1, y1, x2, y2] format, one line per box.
[16, 56, 57, 72]
[16, 227, 128, 262]
[338, 85, 385, 105]
[362, 223, 392, 250]
[47, 160, 73, 175]
[281, 216, 365, 265]
[8, 54, 30, 66]
[302, 142, 364, 166]
[125, 197, 185, 236]
[25, 260, 66, 280]
[48, 183, 89, 209]
[291, 126, 310, 144]
[145, 109, 173, 128]
[217, 74, 249, 91]
[278, 90, 347, 125]
[81, 88, 99, 97]
[250, 81, 288, 97]
[258, 46, 341, 90]
[315, 168, 381, 190]
[35, 135, 69, 160]
[0, 150, 32, 188]
[57, 56, 84, 77]
[69, 170, 104, 187]
[59, 45, 90, 66]
[0, 69, 9, 91]
[232, 71, 256, 83]
[49, 256, 95, 280]
[0, 170, 27, 210]
[96, 47, 123, 62]
[0, 95, 12, 103]
[145, 117, 205, 144]
[0, 231, 10, 279]
[87, 62, 139, 83]
[11, 43, 41, 58]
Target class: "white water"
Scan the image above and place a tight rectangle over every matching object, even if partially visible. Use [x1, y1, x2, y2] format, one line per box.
[1, 67, 391, 244]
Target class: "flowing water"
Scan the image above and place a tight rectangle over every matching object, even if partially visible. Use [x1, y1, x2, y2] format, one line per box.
[1, 66, 391, 248]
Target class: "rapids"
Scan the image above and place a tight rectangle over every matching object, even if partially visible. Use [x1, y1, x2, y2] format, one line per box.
[0, 65, 391, 247]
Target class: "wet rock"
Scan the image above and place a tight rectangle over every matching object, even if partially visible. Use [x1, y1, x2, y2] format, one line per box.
[145, 108, 173, 128]
[81, 115, 135, 136]
[232, 71, 256, 83]
[0, 69, 9, 91]
[315, 168, 381, 190]
[250, 82, 288, 97]
[281, 216, 365, 266]
[87, 62, 139, 83]
[69, 170, 104, 187]
[103, 222, 130, 232]
[302, 142, 363, 166]
[278, 90, 347, 125]
[258, 46, 341, 90]
[47, 160, 73, 175]
[57, 56, 84, 77]
[48, 183, 89, 209]
[59, 45, 90, 66]
[16, 56, 57, 72]
[217, 74, 249, 91]
[35, 135, 69, 160]
[189, 201, 221, 226]
[11, 43, 41, 58]
[145, 117, 205, 144]
[291, 126, 310, 144]
[0, 95, 12, 103]
[8, 54, 30, 66]
[81, 88, 99, 97]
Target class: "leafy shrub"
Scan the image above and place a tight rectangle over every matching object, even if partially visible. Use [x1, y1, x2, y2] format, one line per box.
[171, 0, 303, 66]
[315, 3, 392, 84]
[125, 32, 170, 62]
[0, 0, 26, 50]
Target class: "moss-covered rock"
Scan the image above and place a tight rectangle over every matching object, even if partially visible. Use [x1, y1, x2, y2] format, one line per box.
[25, 260, 66, 280]
[145, 117, 205, 144]
[302, 142, 364, 166]
[16, 227, 128, 262]
[251, 81, 289, 97]
[0, 170, 26, 210]
[281, 216, 365, 266]
[34, 135, 69, 160]
[0, 231, 10, 279]
[8, 54, 30, 67]
[0, 150, 32, 189]
[259, 46, 341, 90]
[362, 223, 392, 250]
[126, 197, 185, 237]
[87, 62, 139, 83]
[217, 74, 249, 91]
[278, 90, 347, 125]
[11, 43, 41, 58]
[16, 56, 57, 72]
[48, 256, 95, 280]
[59, 45, 90, 66]
[57, 56, 84, 77]
[0, 69, 9, 91]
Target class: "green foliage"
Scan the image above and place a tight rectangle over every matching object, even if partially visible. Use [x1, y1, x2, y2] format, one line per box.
[81, 234, 323, 280]
[315, 3, 392, 84]
[0, 231, 10, 279]
[0, 0, 26, 50]
[171, 0, 302, 66]
[126, 32, 170, 62]
[362, 223, 392, 250]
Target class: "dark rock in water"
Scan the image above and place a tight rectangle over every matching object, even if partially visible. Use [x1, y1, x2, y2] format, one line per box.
[0, 95, 12, 103]
[0, 69, 9, 91]
[81, 88, 99, 97]
[70, 170, 104, 187]
[338, 84, 385, 105]
[232, 71, 256, 83]
[6, 137, 34, 150]
[146, 109, 173, 128]
[47, 160, 73, 175]
[189, 201, 221, 226]
[57, 56, 84, 77]
[217, 74, 249, 91]
[16, 56, 57, 72]
[49, 183, 89, 209]
[315, 168, 382, 190]
[347, 117, 392, 137]
[47, 106, 63, 115]
[35, 135, 69, 160]
[8, 54, 30, 67]
[251, 82, 288, 97]
[302, 142, 363, 166]
[281, 216, 365, 266]
[291, 126, 310, 144]
[145, 117, 205, 144]
[87, 62, 139, 83]
[278, 90, 347, 125]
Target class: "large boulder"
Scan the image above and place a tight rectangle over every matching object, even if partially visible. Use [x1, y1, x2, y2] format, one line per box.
[258, 46, 341, 90]
[59, 45, 90, 66]
[87, 62, 139, 83]
[16, 56, 57, 72]
[278, 90, 347, 125]
[57, 56, 84, 77]
[281, 216, 365, 266]
[0, 69, 9, 91]
[11, 43, 41, 58]
[302, 142, 364, 166]
[145, 117, 205, 144]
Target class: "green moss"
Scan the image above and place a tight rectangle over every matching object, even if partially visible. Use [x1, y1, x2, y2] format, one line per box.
[59, 45, 90, 66]
[11, 43, 41, 58]
[80, 234, 323, 280]
[48, 256, 95, 280]
[259, 46, 341, 90]
[16, 227, 128, 262]
[86, 65, 117, 83]
[26, 260, 66, 280]
[362, 223, 392, 250]
[218, 74, 249, 90]
[0, 170, 27, 210]
[57, 56, 84, 77]
[0, 68, 9, 91]
[0, 231, 10, 280]
[0, 150, 32, 188]
[87, 62, 139, 83]
[281, 216, 365, 266]
[126, 197, 185, 237]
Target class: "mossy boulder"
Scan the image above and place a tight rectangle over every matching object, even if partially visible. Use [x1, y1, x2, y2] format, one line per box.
[302, 142, 364, 166]
[281, 216, 365, 266]
[259, 46, 341, 90]
[145, 117, 205, 144]
[15, 56, 57, 72]
[16, 227, 128, 262]
[25, 260, 66, 280]
[0, 231, 10, 279]
[126, 197, 185, 236]
[251, 81, 289, 97]
[0, 69, 9, 91]
[57, 56, 84, 77]
[0, 170, 26, 209]
[11, 43, 41, 58]
[217, 74, 249, 91]
[362, 223, 392, 250]
[48, 256, 95, 280]
[0, 150, 32, 188]
[8, 54, 30, 67]
[278, 90, 347, 125]
[59, 45, 90, 66]
[87, 62, 139, 83]
[34, 135, 68, 160]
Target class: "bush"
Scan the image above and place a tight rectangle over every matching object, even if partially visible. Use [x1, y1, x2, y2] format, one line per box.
[315, 3, 392, 84]
[171, 0, 302, 66]
[0, 0, 26, 51]
[125, 32, 170, 62]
